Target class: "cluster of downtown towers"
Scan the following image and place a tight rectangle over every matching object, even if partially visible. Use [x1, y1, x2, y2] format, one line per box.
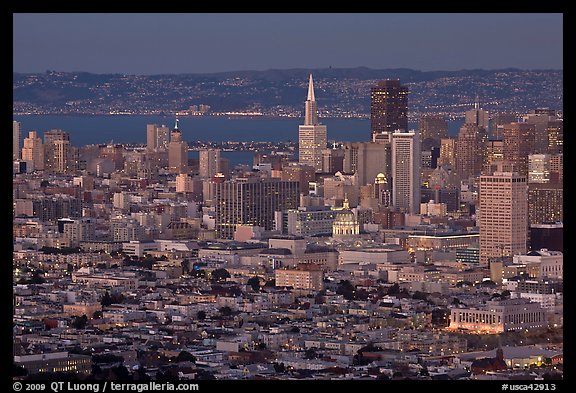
[13, 74, 563, 267]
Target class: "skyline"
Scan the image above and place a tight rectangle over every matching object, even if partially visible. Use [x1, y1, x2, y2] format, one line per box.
[13, 13, 563, 75]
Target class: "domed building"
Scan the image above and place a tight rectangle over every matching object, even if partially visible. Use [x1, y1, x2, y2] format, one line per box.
[332, 194, 359, 238]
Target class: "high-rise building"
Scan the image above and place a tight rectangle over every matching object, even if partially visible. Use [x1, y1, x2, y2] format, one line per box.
[490, 112, 518, 139]
[321, 148, 345, 174]
[146, 124, 170, 151]
[438, 137, 456, 167]
[44, 129, 78, 174]
[21, 131, 45, 171]
[465, 99, 490, 133]
[455, 124, 487, 181]
[342, 141, 390, 186]
[199, 149, 221, 179]
[298, 74, 327, 172]
[419, 114, 448, 151]
[546, 119, 563, 154]
[168, 119, 188, 174]
[549, 154, 563, 183]
[528, 183, 563, 226]
[478, 161, 527, 266]
[502, 122, 536, 177]
[214, 178, 299, 239]
[486, 139, 505, 167]
[370, 80, 408, 138]
[13, 120, 21, 160]
[279, 163, 316, 196]
[528, 154, 551, 184]
[391, 130, 420, 214]
[523, 109, 557, 154]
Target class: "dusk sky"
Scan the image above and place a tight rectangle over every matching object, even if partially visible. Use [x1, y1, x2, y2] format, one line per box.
[13, 13, 563, 75]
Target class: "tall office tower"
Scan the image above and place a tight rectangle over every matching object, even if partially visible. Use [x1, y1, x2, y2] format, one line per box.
[478, 161, 527, 266]
[13, 120, 21, 160]
[438, 137, 456, 167]
[523, 109, 557, 154]
[370, 79, 408, 138]
[279, 163, 316, 196]
[44, 129, 78, 174]
[168, 119, 188, 174]
[502, 122, 535, 177]
[146, 124, 170, 151]
[214, 178, 299, 239]
[549, 154, 563, 183]
[21, 131, 45, 171]
[486, 139, 504, 167]
[490, 112, 518, 139]
[528, 154, 551, 184]
[528, 183, 563, 226]
[419, 114, 448, 151]
[343, 141, 390, 186]
[455, 123, 487, 181]
[299, 74, 327, 172]
[199, 149, 221, 178]
[391, 130, 420, 214]
[546, 119, 563, 154]
[321, 147, 345, 174]
[465, 99, 490, 134]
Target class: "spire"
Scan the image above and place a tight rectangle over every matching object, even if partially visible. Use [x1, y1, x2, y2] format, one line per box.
[174, 117, 179, 130]
[304, 74, 319, 126]
[343, 193, 349, 209]
[474, 95, 480, 110]
[307, 73, 315, 102]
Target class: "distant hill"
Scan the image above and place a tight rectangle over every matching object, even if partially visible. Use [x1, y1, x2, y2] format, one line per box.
[13, 67, 563, 117]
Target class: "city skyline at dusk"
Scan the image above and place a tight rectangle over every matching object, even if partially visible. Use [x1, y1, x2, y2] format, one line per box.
[12, 11, 563, 385]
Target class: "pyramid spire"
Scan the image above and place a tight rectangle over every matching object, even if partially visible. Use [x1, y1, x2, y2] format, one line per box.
[307, 73, 315, 102]
[304, 74, 319, 126]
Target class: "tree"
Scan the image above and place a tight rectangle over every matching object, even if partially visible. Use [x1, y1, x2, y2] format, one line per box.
[256, 342, 267, 350]
[175, 351, 196, 363]
[211, 268, 231, 282]
[219, 306, 232, 317]
[387, 283, 400, 295]
[304, 347, 318, 360]
[30, 269, 46, 284]
[197, 310, 206, 321]
[336, 280, 355, 300]
[247, 276, 262, 291]
[71, 315, 88, 329]
[412, 291, 428, 301]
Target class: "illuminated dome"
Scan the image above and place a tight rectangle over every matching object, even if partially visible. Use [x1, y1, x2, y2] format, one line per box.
[375, 172, 387, 184]
[332, 194, 360, 237]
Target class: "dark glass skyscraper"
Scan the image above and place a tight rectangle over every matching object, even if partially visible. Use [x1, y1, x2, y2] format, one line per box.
[370, 79, 408, 138]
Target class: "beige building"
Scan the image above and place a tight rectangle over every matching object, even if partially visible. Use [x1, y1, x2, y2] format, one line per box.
[449, 298, 546, 334]
[62, 302, 102, 318]
[168, 119, 188, 174]
[275, 264, 324, 291]
[478, 161, 527, 266]
[21, 131, 45, 171]
[199, 149, 221, 179]
[299, 74, 327, 172]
